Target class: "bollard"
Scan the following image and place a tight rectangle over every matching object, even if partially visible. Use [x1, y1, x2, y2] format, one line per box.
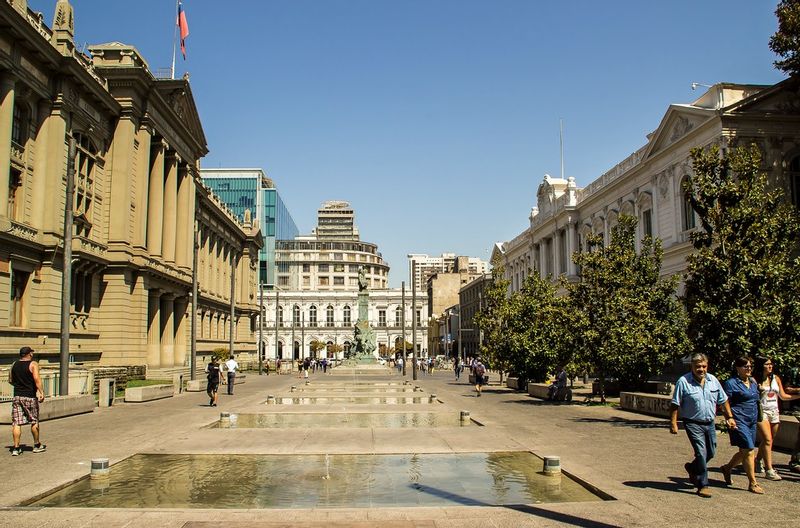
[414, 386, 420, 392]
[290, 386, 296, 392]
[460, 410, 470, 423]
[429, 393, 437, 403]
[220, 412, 231, 425]
[542, 456, 561, 476]
[90, 458, 110, 479]
[267, 395, 275, 404]
[305, 380, 310, 385]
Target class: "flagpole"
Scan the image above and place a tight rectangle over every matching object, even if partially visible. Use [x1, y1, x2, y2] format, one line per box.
[171, 0, 179, 79]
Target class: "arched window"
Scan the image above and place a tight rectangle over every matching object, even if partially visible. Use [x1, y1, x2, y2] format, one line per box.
[293, 305, 300, 325]
[681, 176, 696, 232]
[789, 154, 800, 208]
[309, 305, 317, 327]
[395, 306, 402, 326]
[343, 305, 351, 326]
[277, 341, 283, 358]
[277, 305, 283, 326]
[326, 305, 334, 327]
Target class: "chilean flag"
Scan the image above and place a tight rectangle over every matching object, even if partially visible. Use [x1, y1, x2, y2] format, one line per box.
[177, 1, 189, 59]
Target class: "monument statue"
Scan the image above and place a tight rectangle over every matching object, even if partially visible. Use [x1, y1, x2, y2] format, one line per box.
[352, 266, 376, 362]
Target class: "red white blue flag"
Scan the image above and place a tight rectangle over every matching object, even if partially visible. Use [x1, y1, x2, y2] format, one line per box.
[177, 1, 189, 59]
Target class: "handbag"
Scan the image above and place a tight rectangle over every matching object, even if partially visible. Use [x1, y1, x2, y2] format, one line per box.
[753, 377, 764, 422]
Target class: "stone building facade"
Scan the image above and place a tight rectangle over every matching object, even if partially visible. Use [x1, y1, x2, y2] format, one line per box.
[0, 1, 261, 368]
[495, 80, 800, 292]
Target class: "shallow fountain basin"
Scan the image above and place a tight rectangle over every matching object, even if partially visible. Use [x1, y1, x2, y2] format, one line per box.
[269, 396, 437, 405]
[26, 452, 607, 508]
[292, 386, 416, 393]
[211, 412, 478, 428]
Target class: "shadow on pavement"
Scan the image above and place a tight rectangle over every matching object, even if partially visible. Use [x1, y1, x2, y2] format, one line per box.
[411, 483, 623, 528]
[622, 477, 697, 495]
[571, 417, 669, 429]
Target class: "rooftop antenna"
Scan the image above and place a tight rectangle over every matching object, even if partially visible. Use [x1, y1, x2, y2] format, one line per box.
[559, 119, 565, 180]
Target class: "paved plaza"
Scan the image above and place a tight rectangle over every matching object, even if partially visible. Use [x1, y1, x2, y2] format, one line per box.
[0, 367, 798, 527]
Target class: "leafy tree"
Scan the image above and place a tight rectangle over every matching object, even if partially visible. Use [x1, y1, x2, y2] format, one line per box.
[503, 272, 571, 385]
[309, 340, 326, 358]
[683, 145, 800, 376]
[473, 263, 512, 378]
[568, 215, 689, 401]
[770, 0, 800, 76]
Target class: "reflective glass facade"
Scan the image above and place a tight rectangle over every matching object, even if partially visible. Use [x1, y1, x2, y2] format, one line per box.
[201, 169, 298, 286]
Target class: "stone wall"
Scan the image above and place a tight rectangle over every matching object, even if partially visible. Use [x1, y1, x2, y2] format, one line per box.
[619, 392, 672, 418]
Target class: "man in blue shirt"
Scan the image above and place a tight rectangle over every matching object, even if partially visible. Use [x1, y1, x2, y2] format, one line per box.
[670, 352, 736, 498]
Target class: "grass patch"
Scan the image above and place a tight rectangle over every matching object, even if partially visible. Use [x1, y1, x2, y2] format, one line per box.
[115, 378, 172, 397]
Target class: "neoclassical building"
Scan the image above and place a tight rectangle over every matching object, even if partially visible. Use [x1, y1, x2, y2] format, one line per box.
[0, 0, 261, 368]
[495, 79, 800, 291]
[261, 202, 428, 359]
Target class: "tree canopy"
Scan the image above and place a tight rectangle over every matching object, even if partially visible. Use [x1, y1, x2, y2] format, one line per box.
[770, 0, 800, 76]
[683, 144, 800, 376]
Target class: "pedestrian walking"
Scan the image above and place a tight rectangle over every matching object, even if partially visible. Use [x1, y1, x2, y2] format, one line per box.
[206, 356, 222, 407]
[719, 357, 765, 494]
[224, 355, 238, 395]
[473, 358, 487, 397]
[669, 352, 736, 498]
[454, 357, 461, 380]
[753, 356, 799, 480]
[8, 347, 46, 456]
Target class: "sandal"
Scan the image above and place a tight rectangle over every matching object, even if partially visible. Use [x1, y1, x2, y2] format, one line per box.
[748, 483, 765, 495]
[720, 464, 732, 485]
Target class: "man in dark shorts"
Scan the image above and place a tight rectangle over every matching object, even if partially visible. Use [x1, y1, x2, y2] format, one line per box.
[9, 346, 46, 456]
[206, 357, 222, 407]
[474, 358, 487, 397]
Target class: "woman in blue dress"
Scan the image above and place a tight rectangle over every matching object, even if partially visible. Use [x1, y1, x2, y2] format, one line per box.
[719, 356, 763, 494]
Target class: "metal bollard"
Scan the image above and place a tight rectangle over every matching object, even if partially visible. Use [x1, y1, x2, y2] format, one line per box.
[90, 458, 110, 479]
[429, 393, 437, 403]
[460, 410, 470, 423]
[542, 456, 561, 476]
[290, 386, 296, 392]
[267, 395, 275, 404]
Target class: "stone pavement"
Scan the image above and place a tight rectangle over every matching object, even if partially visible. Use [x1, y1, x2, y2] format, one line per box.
[0, 367, 798, 527]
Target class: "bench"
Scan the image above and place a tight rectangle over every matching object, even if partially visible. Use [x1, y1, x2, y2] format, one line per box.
[506, 377, 525, 391]
[468, 374, 490, 385]
[528, 383, 550, 399]
[619, 392, 672, 418]
[0, 394, 95, 424]
[124, 384, 174, 403]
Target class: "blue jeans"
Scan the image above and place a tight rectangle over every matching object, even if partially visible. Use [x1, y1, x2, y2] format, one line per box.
[684, 420, 716, 488]
[227, 372, 235, 394]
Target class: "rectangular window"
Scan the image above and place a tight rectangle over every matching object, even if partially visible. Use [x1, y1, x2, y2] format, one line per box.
[349, 264, 360, 272]
[334, 253, 343, 261]
[278, 276, 289, 286]
[319, 276, 329, 286]
[277, 262, 289, 273]
[318, 264, 329, 272]
[302, 276, 311, 286]
[334, 276, 344, 285]
[642, 209, 653, 238]
[334, 264, 344, 272]
[349, 277, 358, 287]
[302, 264, 310, 272]
[9, 268, 30, 327]
[378, 310, 386, 327]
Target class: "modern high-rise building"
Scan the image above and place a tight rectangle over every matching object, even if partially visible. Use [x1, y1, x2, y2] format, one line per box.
[407, 253, 488, 291]
[200, 168, 298, 287]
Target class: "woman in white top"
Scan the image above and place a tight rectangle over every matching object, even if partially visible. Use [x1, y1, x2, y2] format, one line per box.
[754, 356, 800, 480]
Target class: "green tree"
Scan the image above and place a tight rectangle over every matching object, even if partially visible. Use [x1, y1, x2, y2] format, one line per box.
[473, 263, 512, 377]
[770, 0, 800, 76]
[683, 145, 800, 376]
[568, 215, 689, 401]
[309, 340, 326, 358]
[503, 272, 572, 385]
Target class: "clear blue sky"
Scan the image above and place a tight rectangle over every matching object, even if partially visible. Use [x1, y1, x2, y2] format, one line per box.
[32, 1, 785, 287]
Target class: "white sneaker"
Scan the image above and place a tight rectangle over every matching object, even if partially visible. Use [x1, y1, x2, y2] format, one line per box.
[764, 469, 782, 481]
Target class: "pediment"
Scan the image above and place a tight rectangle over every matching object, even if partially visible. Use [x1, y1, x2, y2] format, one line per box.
[726, 77, 800, 115]
[643, 105, 714, 160]
[153, 79, 208, 158]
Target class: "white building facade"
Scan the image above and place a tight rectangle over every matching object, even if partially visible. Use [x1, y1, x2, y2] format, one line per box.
[408, 253, 488, 292]
[495, 81, 800, 291]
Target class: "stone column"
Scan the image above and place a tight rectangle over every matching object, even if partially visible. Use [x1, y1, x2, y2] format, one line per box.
[162, 152, 178, 262]
[539, 240, 547, 278]
[146, 290, 162, 368]
[146, 141, 165, 256]
[0, 73, 16, 215]
[566, 220, 577, 276]
[134, 125, 152, 248]
[108, 117, 136, 242]
[175, 164, 190, 268]
[160, 294, 175, 368]
[173, 296, 188, 367]
[31, 99, 52, 229]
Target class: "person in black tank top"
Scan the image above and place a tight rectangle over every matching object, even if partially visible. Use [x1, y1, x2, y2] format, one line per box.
[9, 347, 46, 456]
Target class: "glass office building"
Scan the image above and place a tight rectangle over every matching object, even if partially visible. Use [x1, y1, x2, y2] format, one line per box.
[200, 169, 299, 286]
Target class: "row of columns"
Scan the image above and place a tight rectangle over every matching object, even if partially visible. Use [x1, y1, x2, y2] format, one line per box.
[533, 220, 579, 280]
[198, 228, 239, 301]
[197, 309, 238, 342]
[0, 73, 17, 214]
[145, 142, 194, 268]
[146, 290, 189, 368]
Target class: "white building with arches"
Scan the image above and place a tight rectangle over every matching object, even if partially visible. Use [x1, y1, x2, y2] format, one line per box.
[495, 79, 800, 290]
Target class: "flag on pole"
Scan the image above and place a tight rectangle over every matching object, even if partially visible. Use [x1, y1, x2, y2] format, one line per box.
[177, 1, 189, 59]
